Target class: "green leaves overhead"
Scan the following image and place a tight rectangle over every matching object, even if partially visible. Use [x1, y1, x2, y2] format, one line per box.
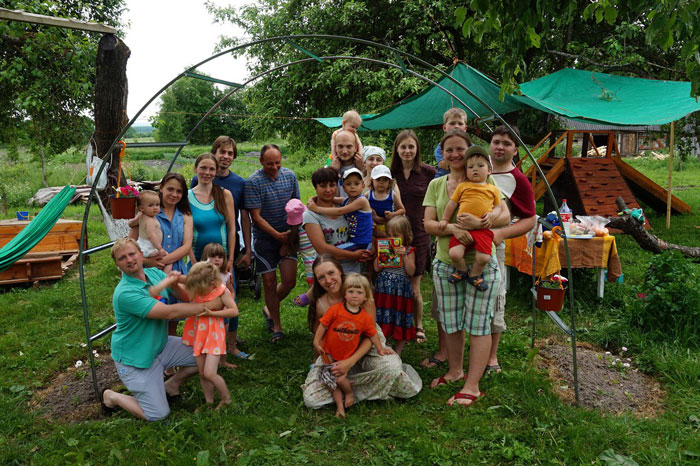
[463, 0, 700, 97]
[202, 0, 700, 145]
[0, 0, 126, 155]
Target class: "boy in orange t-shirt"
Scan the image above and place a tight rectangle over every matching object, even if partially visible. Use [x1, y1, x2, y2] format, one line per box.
[313, 273, 393, 417]
[439, 146, 502, 291]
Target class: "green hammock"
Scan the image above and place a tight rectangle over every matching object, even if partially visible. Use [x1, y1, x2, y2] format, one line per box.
[0, 185, 77, 274]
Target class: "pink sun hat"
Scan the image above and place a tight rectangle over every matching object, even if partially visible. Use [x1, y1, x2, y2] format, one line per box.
[285, 198, 306, 226]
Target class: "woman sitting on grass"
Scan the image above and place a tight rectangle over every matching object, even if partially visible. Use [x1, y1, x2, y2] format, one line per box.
[302, 254, 422, 411]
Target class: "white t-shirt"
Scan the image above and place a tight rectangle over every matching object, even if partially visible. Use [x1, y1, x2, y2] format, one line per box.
[302, 210, 360, 274]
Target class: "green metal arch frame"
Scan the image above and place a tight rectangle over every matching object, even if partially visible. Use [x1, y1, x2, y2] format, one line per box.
[80, 34, 579, 404]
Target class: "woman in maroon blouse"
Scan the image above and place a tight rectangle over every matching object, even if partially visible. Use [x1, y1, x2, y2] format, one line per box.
[390, 130, 436, 344]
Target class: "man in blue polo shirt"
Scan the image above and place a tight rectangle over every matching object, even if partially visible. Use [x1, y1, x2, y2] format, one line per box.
[245, 144, 300, 342]
[191, 135, 252, 269]
[100, 238, 222, 420]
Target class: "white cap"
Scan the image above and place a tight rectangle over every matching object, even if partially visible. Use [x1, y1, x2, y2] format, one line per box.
[371, 165, 392, 180]
[362, 146, 386, 161]
[342, 167, 364, 180]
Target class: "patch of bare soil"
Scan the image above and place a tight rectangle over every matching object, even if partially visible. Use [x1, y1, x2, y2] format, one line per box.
[537, 340, 664, 416]
[30, 355, 121, 422]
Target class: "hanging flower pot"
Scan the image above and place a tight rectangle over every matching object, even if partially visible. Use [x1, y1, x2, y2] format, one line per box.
[110, 196, 137, 219]
[536, 280, 568, 312]
[110, 186, 139, 219]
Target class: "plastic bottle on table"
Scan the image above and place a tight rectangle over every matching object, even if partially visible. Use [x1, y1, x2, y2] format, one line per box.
[559, 199, 572, 236]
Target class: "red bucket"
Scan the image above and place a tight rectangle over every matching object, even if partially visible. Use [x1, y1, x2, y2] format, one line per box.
[536, 281, 567, 312]
[110, 196, 137, 219]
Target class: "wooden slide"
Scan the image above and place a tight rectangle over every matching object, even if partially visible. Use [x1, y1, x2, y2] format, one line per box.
[611, 157, 691, 215]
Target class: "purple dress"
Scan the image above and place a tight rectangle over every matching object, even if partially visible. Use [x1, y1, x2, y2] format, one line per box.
[393, 163, 436, 275]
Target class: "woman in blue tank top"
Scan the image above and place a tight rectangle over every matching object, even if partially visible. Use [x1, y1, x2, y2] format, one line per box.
[189, 154, 237, 272]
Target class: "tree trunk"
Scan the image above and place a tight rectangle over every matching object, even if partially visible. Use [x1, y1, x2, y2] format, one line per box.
[39, 144, 48, 188]
[93, 34, 130, 214]
[0, 185, 6, 216]
[606, 196, 700, 258]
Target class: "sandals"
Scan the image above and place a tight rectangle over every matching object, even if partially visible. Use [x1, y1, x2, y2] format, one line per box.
[420, 356, 446, 368]
[415, 328, 427, 344]
[484, 364, 502, 376]
[467, 274, 489, 291]
[449, 391, 485, 407]
[293, 293, 311, 307]
[431, 373, 466, 388]
[271, 331, 284, 343]
[261, 307, 274, 332]
[447, 270, 489, 291]
[233, 351, 253, 360]
[447, 270, 469, 284]
[166, 393, 183, 404]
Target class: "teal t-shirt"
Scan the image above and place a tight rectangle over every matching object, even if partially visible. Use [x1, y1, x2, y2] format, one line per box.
[111, 267, 170, 368]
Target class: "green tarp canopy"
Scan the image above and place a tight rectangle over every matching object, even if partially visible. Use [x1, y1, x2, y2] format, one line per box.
[315, 63, 525, 130]
[519, 68, 700, 126]
[315, 64, 700, 129]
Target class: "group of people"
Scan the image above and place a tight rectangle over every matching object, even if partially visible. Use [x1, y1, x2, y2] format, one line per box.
[101, 108, 535, 420]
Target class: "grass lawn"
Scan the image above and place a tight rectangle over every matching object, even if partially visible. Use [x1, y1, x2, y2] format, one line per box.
[0, 149, 699, 464]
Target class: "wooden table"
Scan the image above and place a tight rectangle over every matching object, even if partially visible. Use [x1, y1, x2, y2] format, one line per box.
[504, 234, 622, 298]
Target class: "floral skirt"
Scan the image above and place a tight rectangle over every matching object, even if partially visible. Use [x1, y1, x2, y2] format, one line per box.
[375, 271, 415, 342]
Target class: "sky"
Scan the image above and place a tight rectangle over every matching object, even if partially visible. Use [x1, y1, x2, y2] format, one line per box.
[123, 0, 250, 125]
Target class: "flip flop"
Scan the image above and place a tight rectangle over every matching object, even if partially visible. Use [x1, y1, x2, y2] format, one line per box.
[449, 391, 485, 407]
[431, 373, 466, 388]
[293, 293, 311, 307]
[261, 307, 274, 332]
[420, 356, 446, 368]
[233, 351, 252, 360]
[484, 364, 502, 376]
[100, 388, 117, 417]
[415, 328, 427, 344]
[271, 331, 284, 343]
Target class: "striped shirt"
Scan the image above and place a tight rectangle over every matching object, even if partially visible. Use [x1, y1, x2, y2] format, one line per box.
[244, 167, 300, 240]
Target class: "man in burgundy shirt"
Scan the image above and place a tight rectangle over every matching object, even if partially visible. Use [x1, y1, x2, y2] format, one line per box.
[488, 125, 536, 374]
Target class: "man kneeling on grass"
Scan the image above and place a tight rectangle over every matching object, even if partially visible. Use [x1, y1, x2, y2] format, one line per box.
[100, 238, 223, 421]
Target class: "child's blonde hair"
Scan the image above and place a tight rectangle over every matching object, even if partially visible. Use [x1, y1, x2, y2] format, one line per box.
[386, 215, 413, 245]
[342, 273, 372, 302]
[342, 109, 362, 128]
[186, 261, 222, 297]
[443, 107, 467, 125]
[137, 190, 159, 207]
[201, 242, 227, 273]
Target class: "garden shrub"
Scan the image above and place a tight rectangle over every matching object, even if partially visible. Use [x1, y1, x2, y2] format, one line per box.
[629, 250, 700, 347]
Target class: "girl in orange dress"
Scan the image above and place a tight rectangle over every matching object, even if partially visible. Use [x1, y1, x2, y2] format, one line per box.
[181, 261, 238, 410]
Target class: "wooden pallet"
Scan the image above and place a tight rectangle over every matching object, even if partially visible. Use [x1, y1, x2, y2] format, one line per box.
[568, 158, 650, 228]
[0, 219, 85, 254]
[0, 253, 64, 285]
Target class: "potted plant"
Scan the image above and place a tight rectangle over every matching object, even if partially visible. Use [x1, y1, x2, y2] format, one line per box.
[536, 274, 568, 312]
[110, 185, 139, 219]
